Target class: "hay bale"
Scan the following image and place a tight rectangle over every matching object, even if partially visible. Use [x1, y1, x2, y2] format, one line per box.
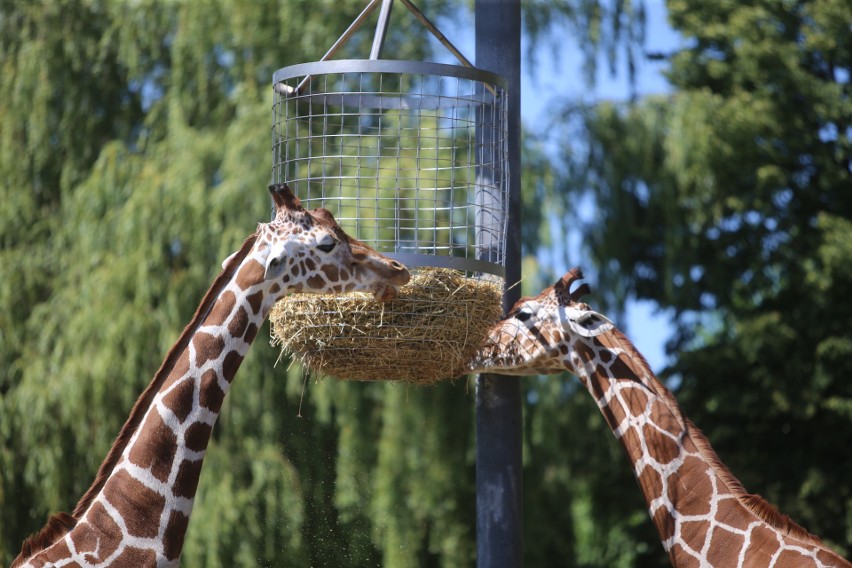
[269, 268, 503, 384]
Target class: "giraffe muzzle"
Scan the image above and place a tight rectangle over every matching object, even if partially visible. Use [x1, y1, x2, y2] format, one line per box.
[359, 256, 410, 301]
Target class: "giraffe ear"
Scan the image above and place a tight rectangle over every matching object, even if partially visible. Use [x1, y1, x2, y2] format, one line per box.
[269, 183, 303, 212]
[264, 241, 298, 281]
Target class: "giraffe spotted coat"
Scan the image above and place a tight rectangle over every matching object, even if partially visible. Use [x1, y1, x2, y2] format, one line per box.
[15, 184, 409, 568]
[469, 268, 851, 568]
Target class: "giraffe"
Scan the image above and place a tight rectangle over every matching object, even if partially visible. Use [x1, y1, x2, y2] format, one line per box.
[468, 267, 851, 568]
[14, 183, 410, 568]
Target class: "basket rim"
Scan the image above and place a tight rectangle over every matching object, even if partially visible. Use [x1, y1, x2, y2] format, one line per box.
[273, 59, 507, 90]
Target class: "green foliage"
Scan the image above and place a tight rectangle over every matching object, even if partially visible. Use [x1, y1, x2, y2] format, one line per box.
[0, 0, 657, 566]
[0, 1, 469, 565]
[546, 0, 852, 563]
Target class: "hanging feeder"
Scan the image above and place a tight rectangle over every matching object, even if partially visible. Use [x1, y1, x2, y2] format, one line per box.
[269, 0, 509, 383]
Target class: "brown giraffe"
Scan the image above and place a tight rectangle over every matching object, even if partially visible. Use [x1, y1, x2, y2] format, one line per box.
[468, 268, 851, 568]
[14, 183, 410, 568]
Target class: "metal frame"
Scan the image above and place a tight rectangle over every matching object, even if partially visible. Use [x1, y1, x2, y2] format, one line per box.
[272, 58, 509, 278]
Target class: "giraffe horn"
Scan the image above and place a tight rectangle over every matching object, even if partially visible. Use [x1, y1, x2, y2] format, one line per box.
[556, 267, 584, 290]
[560, 267, 583, 286]
[569, 282, 592, 303]
[269, 183, 303, 211]
[554, 267, 590, 305]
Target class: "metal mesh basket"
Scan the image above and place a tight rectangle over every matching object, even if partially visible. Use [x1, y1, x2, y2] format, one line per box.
[270, 59, 509, 382]
[272, 59, 508, 277]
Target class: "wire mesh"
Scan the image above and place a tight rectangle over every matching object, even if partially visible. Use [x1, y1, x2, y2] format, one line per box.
[272, 60, 508, 279]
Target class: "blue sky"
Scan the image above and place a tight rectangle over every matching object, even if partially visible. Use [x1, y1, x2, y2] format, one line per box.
[516, 0, 681, 372]
[410, 1, 682, 371]
[438, 1, 682, 371]
[521, 0, 682, 372]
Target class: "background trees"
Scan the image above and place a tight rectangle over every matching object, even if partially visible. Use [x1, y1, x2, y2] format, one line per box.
[543, 0, 852, 562]
[1, 0, 849, 566]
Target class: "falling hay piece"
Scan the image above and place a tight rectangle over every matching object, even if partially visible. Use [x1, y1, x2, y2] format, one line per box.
[269, 268, 504, 384]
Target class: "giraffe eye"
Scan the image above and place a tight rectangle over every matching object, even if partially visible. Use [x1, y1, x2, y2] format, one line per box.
[515, 309, 532, 322]
[317, 236, 336, 253]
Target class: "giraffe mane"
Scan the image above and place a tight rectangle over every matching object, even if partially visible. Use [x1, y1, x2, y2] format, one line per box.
[684, 417, 827, 547]
[11, 512, 76, 568]
[602, 328, 827, 550]
[14, 232, 259, 565]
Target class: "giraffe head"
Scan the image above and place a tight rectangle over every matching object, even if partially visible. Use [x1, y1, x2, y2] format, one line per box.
[473, 267, 613, 375]
[256, 184, 410, 301]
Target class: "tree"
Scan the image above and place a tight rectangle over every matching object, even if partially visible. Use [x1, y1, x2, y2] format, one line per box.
[0, 1, 454, 564]
[541, 0, 852, 563]
[0, 0, 650, 565]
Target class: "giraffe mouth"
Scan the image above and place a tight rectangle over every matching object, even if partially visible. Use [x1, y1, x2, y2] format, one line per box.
[373, 284, 399, 301]
[364, 258, 410, 301]
[346, 243, 410, 301]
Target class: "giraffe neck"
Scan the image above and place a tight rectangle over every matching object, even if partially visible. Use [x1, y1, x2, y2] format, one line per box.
[17, 233, 275, 568]
[571, 329, 849, 568]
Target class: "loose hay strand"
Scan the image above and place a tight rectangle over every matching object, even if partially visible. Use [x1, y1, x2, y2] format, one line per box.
[269, 268, 503, 384]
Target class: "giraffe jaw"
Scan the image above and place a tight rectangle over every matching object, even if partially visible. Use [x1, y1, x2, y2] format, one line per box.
[372, 283, 399, 301]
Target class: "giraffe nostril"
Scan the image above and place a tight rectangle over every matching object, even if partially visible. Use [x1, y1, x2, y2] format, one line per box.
[390, 260, 404, 270]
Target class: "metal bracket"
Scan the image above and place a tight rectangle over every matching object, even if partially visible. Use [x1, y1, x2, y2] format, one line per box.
[274, 0, 485, 97]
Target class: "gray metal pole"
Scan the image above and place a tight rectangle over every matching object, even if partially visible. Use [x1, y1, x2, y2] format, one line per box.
[475, 1, 523, 567]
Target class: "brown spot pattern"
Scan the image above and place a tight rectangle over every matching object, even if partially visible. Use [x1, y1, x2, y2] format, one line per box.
[235, 259, 264, 290]
[668, 457, 713, 516]
[776, 549, 818, 567]
[604, 393, 627, 427]
[207, 290, 236, 328]
[651, 505, 676, 542]
[619, 424, 642, 456]
[165, 350, 191, 390]
[649, 400, 681, 436]
[638, 467, 664, 508]
[244, 322, 259, 345]
[163, 511, 190, 560]
[624, 387, 650, 418]
[321, 264, 338, 282]
[102, 470, 165, 539]
[199, 369, 225, 413]
[111, 546, 157, 566]
[173, 458, 205, 499]
[715, 496, 754, 533]
[588, 373, 608, 401]
[193, 332, 225, 368]
[706, 526, 744, 566]
[68, 519, 99, 557]
[222, 350, 243, 382]
[246, 290, 263, 314]
[161, 379, 195, 423]
[306, 274, 326, 289]
[227, 306, 250, 339]
[644, 423, 680, 465]
[184, 422, 213, 453]
[679, 520, 709, 556]
[742, 525, 780, 564]
[128, 411, 177, 483]
[84, 502, 121, 560]
[31, 539, 73, 567]
[668, 544, 701, 568]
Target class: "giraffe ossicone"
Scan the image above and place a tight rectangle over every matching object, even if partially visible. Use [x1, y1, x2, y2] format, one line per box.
[469, 267, 851, 568]
[14, 183, 409, 568]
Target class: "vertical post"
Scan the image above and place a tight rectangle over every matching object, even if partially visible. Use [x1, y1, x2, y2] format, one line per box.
[475, 1, 522, 567]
